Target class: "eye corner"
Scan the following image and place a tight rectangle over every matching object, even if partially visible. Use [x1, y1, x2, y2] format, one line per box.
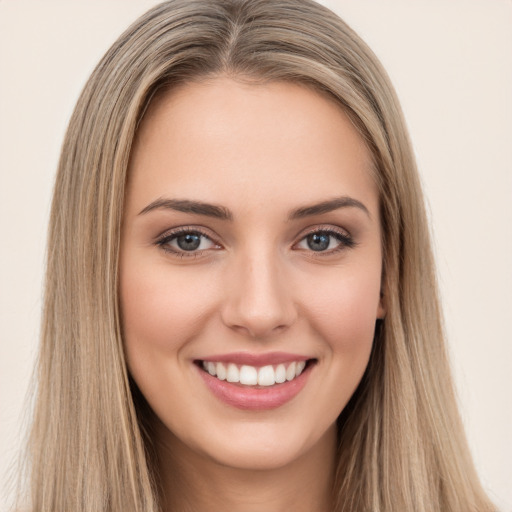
[293, 226, 356, 255]
[155, 226, 223, 258]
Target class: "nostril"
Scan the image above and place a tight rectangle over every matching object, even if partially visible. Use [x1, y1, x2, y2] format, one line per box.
[227, 322, 292, 340]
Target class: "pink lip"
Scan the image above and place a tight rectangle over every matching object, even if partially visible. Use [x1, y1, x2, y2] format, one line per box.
[195, 359, 314, 411]
[199, 351, 310, 367]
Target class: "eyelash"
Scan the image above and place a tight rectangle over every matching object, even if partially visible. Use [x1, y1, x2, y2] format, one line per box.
[156, 227, 218, 258]
[296, 226, 356, 255]
[155, 226, 356, 258]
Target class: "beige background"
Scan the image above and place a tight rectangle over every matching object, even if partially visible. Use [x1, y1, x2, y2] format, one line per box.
[1, 1, 511, 509]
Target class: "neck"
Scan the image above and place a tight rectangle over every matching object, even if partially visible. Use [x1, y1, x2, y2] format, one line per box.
[153, 420, 337, 512]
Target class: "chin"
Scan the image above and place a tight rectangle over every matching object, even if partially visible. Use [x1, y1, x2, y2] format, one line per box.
[180, 418, 337, 472]
[219, 441, 300, 471]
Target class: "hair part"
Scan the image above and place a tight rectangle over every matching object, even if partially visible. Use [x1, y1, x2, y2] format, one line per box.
[20, 1, 494, 511]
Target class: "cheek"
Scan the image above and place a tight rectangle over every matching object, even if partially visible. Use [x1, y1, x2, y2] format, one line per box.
[306, 268, 381, 417]
[119, 263, 218, 359]
[118, 262, 222, 422]
[304, 265, 382, 356]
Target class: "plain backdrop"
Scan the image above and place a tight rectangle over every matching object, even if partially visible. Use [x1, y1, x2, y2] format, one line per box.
[1, 1, 511, 509]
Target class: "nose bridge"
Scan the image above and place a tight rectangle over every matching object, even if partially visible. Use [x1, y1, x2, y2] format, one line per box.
[222, 244, 296, 338]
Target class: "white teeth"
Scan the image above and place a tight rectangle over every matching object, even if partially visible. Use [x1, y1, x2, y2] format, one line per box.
[295, 361, 306, 376]
[239, 365, 258, 385]
[226, 363, 239, 383]
[216, 362, 227, 381]
[286, 362, 296, 381]
[258, 365, 276, 386]
[207, 361, 216, 376]
[202, 360, 309, 386]
[275, 364, 286, 383]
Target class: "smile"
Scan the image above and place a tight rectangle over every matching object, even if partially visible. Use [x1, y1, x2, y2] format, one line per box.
[200, 360, 307, 386]
[195, 354, 316, 410]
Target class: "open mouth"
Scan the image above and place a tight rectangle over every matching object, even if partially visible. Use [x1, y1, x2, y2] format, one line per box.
[195, 359, 317, 388]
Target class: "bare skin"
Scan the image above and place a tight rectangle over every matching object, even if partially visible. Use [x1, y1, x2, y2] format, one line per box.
[154, 415, 336, 512]
[120, 77, 384, 511]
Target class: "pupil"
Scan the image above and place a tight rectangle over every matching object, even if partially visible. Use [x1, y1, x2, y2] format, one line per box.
[177, 233, 201, 251]
[307, 233, 330, 251]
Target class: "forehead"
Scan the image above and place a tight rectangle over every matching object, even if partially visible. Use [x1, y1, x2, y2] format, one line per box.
[127, 77, 378, 217]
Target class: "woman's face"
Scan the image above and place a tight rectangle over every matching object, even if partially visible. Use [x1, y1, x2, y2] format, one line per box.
[120, 78, 384, 470]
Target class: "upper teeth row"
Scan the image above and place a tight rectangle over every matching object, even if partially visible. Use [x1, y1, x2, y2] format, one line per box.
[201, 361, 307, 386]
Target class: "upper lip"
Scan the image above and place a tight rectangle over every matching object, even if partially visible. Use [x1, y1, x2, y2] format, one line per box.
[197, 351, 312, 366]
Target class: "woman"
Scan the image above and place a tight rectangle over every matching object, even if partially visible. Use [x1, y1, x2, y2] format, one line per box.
[14, 0, 496, 510]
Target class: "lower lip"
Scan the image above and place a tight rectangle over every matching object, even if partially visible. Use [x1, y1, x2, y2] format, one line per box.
[196, 363, 313, 410]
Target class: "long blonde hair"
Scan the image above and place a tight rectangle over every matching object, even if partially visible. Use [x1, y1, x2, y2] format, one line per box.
[20, 0, 494, 510]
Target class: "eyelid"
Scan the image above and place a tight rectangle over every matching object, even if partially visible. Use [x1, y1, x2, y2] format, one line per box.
[155, 225, 222, 257]
[293, 224, 356, 253]
[155, 225, 215, 242]
[297, 224, 352, 239]
[154, 223, 356, 258]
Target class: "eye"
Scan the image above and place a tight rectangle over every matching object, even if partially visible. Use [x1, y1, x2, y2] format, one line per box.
[156, 228, 220, 256]
[295, 228, 355, 253]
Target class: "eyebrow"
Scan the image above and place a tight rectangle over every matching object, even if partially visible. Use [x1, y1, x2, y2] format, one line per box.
[289, 196, 370, 220]
[138, 195, 370, 221]
[139, 198, 233, 220]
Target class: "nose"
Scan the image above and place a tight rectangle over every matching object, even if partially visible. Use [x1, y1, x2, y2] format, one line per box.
[220, 250, 297, 339]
